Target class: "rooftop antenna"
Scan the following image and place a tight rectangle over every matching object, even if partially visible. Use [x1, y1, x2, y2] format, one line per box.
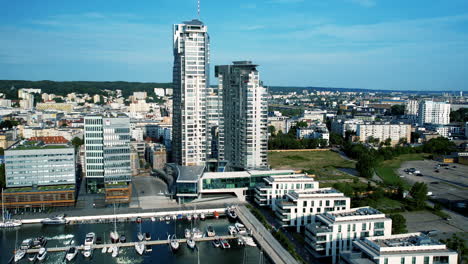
[197, 0, 200, 19]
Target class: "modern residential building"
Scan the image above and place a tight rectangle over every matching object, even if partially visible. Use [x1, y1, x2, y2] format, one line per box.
[254, 173, 319, 210]
[36, 102, 74, 113]
[356, 123, 411, 145]
[84, 114, 132, 203]
[331, 119, 364, 137]
[3, 138, 76, 209]
[405, 100, 419, 116]
[296, 123, 330, 142]
[172, 19, 210, 166]
[206, 87, 223, 160]
[275, 188, 351, 232]
[341, 233, 458, 264]
[305, 207, 392, 263]
[303, 110, 327, 122]
[215, 61, 268, 170]
[418, 101, 451, 126]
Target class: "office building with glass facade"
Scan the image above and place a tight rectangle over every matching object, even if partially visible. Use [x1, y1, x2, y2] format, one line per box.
[84, 115, 132, 200]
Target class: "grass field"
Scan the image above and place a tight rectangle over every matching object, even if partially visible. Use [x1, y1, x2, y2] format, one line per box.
[375, 153, 429, 187]
[268, 150, 356, 181]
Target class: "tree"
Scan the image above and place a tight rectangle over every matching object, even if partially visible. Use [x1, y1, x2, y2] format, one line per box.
[422, 137, 457, 155]
[384, 138, 392, 147]
[409, 182, 428, 208]
[329, 133, 344, 146]
[390, 104, 405, 116]
[296, 121, 308, 128]
[390, 214, 407, 234]
[356, 154, 375, 179]
[71, 137, 84, 149]
[268, 125, 276, 136]
[442, 234, 467, 264]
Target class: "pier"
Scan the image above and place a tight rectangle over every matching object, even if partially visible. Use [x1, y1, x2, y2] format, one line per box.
[235, 205, 299, 264]
[23, 235, 238, 254]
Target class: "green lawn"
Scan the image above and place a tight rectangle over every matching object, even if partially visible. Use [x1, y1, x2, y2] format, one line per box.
[268, 150, 356, 181]
[375, 153, 429, 188]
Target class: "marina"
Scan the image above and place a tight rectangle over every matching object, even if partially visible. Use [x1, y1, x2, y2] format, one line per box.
[0, 207, 273, 264]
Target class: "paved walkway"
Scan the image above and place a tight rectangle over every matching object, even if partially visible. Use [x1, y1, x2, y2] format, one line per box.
[236, 205, 299, 264]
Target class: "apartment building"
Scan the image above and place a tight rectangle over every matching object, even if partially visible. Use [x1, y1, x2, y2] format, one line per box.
[215, 61, 268, 170]
[341, 233, 458, 264]
[275, 188, 351, 232]
[254, 173, 319, 210]
[331, 119, 364, 137]
[418, 101, 451, 126]
[296, 123, 330, 142]
[305, 207, 392, 263]
[356, 123, 411, 145]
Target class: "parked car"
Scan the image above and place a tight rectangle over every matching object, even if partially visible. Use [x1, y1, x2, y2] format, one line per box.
[416, 173, 423, 177]
[430, 181, 439, 184]
[434, 169, 440, 173]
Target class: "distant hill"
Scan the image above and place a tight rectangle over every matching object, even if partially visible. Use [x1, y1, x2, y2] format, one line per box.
[268, 86, 454, 94]
[0, 80, 172, 99]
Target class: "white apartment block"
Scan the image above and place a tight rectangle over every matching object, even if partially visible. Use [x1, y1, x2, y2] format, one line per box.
[405, 100, 419, 116]
[275, 188, 351, 232]
[268, 116, 289, 133]
[296, 123, 330, 142]
[154, 88, 166, 97]
[254, 173, 319, 210]
[356, 123, 411, 145]
[172, 19, 210, 166]
[132, 92, 147, 100]
[305, 207, 392, 263]
[418, 101, 451, 126]
[215, 61, 268, 170]
[303, 110, 326, 122]
[341, 233, 458, 264]
[331, 119, 364, 137]
[18, 88, 41, 100]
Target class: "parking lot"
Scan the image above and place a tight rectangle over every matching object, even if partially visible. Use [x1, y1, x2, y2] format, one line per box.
[398, 159, 468, 210]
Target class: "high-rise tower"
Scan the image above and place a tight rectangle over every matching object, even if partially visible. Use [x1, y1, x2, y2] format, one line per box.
[172, 19, 210, 166]
[215, 61, 268, 170]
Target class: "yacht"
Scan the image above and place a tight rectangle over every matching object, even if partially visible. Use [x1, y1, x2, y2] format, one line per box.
[193, 213, 199, 220]
[159, 216, 164, 221]
[235, 223, 247, 234]
[145, 244, 152, 253]
[41, 214, 68, 225]
[135, 242, 145, 255]
[65, 246, 78, 261]
[36, 247, 47, 261]
[169, 234, 179, 251]
[192, 227, 203, 239]
[206, 225, 216, 237]
[20, 238, 33, 250]
[137, 232, 144, 241]
[85, 232, 96, 246]
[228, 225, 237, 235]
[32, 237, 47, 248]
[136, 217, 142, 224]
[110, 203, 119, 243]
[243, 236, 257, 247]
[185, 228, 191, 239]
[111, 246, 119, 258]
[212, 238, 221, 248]
[172, 215, 177, 220]
[27, 252, 37, 262]
[200, 213, 206, 220]
[0, 188, 22, 228]
[101, 246, 107, 254]
[151, 217, 156, 222]
[237, 237, 245, 246]
[14, 249, 26, 262]
[145, 232, 151, 241]
[227, 208, 238, 222]
[221, 239, 231, 249]
[164, 215, 171, 221]
[119, 235, 126, 243]
[187, 237, 196, 249]
[213, 211, 220, 219]
[186, 214, 192, 221]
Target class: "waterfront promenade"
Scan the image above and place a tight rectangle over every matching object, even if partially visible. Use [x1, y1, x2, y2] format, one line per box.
[236, 205, 299, 264]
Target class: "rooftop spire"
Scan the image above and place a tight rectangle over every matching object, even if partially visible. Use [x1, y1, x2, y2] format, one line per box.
[197, 0, 200, 19]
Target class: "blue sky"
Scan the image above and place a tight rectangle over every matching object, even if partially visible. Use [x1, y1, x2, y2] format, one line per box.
[1, 0, 468, 91]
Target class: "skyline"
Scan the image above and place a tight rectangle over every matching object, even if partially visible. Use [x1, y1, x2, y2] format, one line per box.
[1, 0, 468, 91]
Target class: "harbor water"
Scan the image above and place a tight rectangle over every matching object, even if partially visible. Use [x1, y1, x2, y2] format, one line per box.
[0, 217, 271, 263]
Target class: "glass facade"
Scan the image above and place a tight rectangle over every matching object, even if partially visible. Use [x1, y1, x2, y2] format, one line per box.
[202, 175, 265, 190]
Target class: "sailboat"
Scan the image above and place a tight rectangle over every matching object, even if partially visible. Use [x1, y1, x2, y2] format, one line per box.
[110, 204, 119, 243]
[135, 242, 145, 255]
[137, 221, 144, 241]
[0, 188, 22, 228]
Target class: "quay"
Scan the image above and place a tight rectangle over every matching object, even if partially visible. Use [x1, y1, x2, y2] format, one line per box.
[23, 235, 238, 254]
[20, 207, 226, 225]
[235, 205, 299, 264]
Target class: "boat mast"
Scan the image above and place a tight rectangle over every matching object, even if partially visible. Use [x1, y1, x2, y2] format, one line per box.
[113, 203, 117, 233]
[1, 188, 4, 223]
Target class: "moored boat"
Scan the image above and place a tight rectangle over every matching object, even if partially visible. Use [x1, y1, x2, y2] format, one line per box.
[206, 225, 216, 237]
[27, 252, 37, 262]
[14, 249, 26, 262]
[228, 225, 237, 235]
[136, 217, 142, 224]
[119, 235, 126, 243]
[192, 227, 203, 238]
[41, 215, 68, 225]
[193, 213, 198, 220]
[37, 247, 47, 261]
[187, 237, 196, 249]
[151, 217, 156, 222]
[227, 208, 238, 222]
[221, 239, 231, 249]
[110, 231, 119, 243]
[200, 213, 206, 220]
[111, 246, 119, 258]
[32, 236, 47, 249]
[164, 215, 171, 221]
[186, 214, 192, 221]
[235, 222, 247, 234]
[135, 242, 145, 255]
[65, 246, 78, 261]
[20, 239, 33, 250]
[212, 238, 221, 248]
[145, 244, 152, 252]
[185, 228, 191, 239]
[145, 232, 151, 241]
[137, 232, 144, 241]
[169, 234, 179, 251]
[0, 219, 22, 228]
[213, 211, 220, 219]
[101, 246, 107, 254]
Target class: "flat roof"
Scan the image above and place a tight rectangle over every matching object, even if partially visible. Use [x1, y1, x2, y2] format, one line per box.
[176, 165, 205, 183]
[202, 171, 250, 179]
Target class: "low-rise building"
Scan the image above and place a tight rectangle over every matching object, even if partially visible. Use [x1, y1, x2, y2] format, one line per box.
[331, 119, 364, 137]
[305, 207, 392, 263]
[341, 233, 458, 264]
[275, 188, 351, 232]
[356, 123, 411, 146]
[255, 173, 319, 210]
[36, 102, 74, 113]
[296, 123, 330, 142]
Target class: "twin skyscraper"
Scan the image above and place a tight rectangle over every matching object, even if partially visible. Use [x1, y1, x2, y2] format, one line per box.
[172, 19, 268, 171]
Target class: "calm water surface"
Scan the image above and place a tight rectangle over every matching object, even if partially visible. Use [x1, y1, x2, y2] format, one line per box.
[0, 218, 271, 264]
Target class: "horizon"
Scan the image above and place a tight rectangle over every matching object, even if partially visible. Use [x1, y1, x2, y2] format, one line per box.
[1, 0, 468, 91]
